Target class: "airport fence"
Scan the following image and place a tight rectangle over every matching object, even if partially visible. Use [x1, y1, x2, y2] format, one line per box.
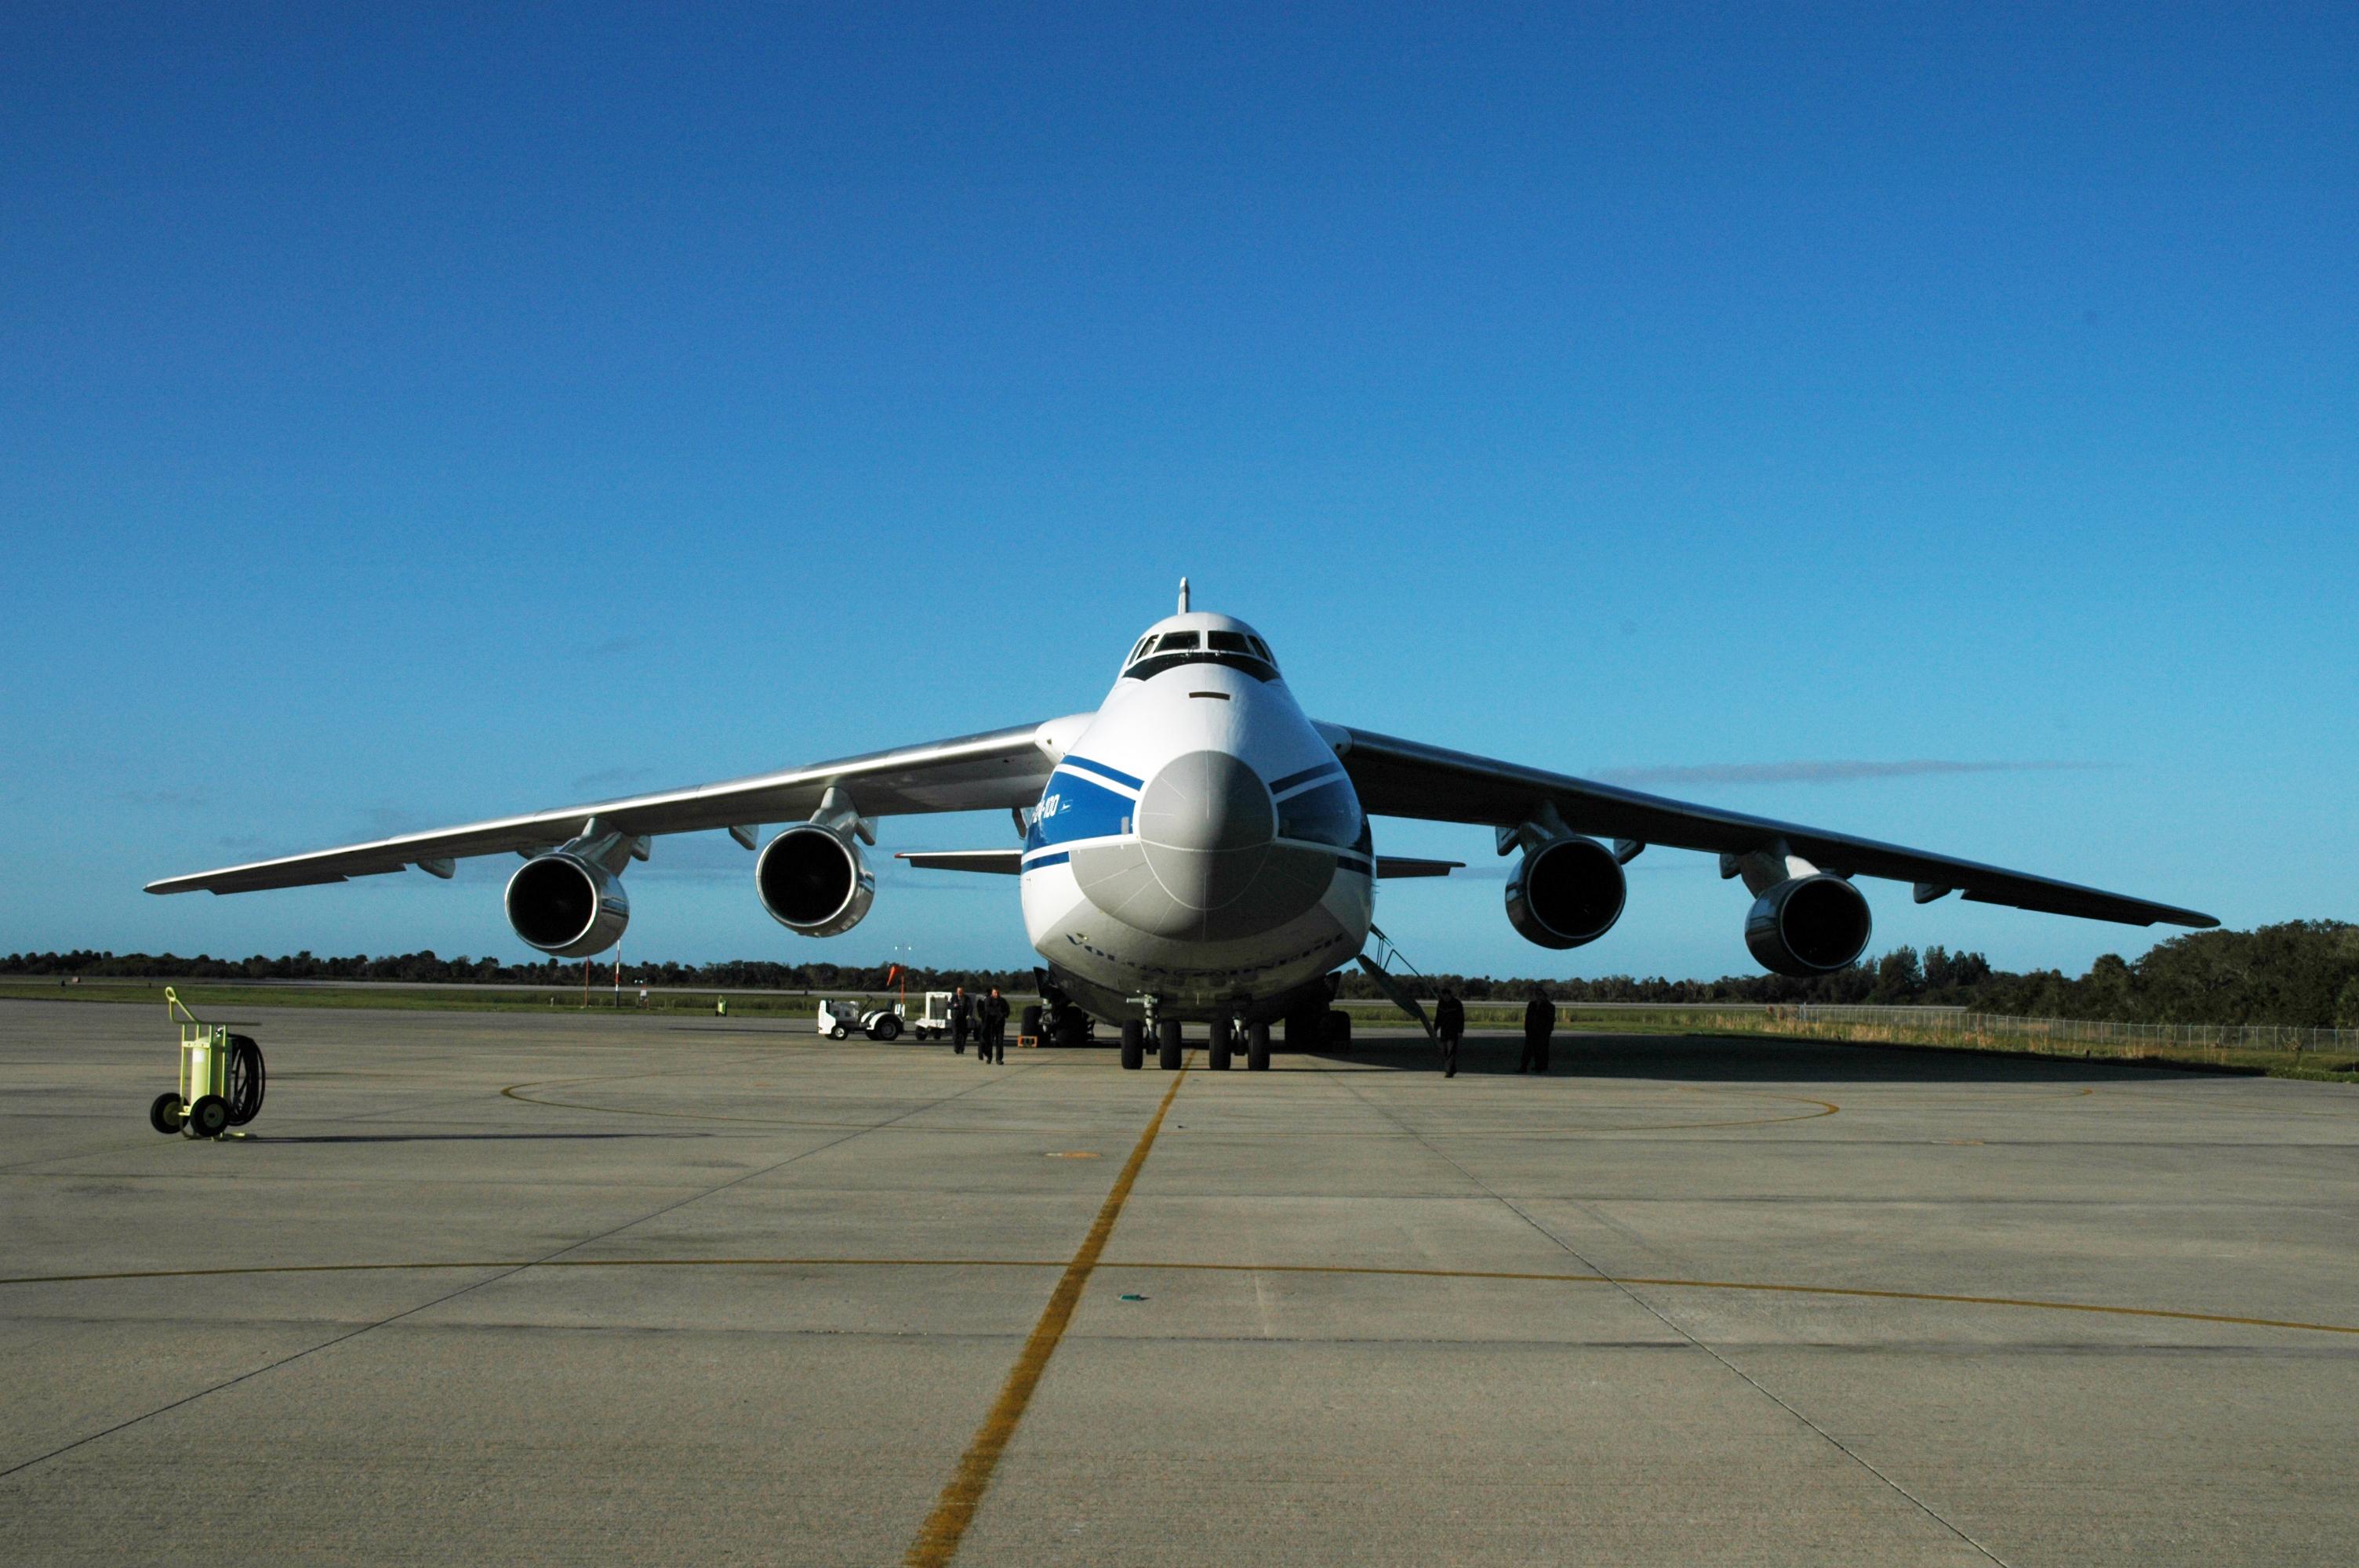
[1765, 1004, 2359, 1067]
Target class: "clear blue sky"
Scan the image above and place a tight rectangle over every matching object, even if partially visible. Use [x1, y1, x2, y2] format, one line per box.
[3, 5, 2352, 980]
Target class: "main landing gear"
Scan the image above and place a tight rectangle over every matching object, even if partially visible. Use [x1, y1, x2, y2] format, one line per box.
[1118, 1014, 1268, 1073]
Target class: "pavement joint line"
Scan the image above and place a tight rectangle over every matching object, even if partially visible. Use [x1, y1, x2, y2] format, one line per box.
[1313, 1062, 2012, 1567]
[0, 1057, 1041, 1486]
[902, 1054, 1193, 1568]
[3, 1254, 2357, 1337]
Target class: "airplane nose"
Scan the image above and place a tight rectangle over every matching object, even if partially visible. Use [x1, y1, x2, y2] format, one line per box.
[1136, 750, 1274, 908]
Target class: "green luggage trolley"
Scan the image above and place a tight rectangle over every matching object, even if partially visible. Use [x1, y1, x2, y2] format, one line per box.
[150, 987, 265, 1138]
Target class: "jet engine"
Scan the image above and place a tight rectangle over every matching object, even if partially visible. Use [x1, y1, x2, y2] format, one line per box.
[505, 851, 630, 957]
[1745, 873, 1873, 976]
[1506, 835, 1627, 949]
[757, 823, 876, 937]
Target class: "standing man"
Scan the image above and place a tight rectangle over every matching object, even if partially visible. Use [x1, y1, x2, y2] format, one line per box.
[1434, 987, 1465, 1079]
[982, 987, 1011, 1064]
[1520, 986, 1556, 1075]
[950, 985, 972, 1056]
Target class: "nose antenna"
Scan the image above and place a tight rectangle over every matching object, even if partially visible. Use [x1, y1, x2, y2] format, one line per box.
[1176, 576, 1190, 613]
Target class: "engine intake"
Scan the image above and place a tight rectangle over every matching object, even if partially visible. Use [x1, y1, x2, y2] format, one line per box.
[1746, 874, 1872, 976]
[505, 852, 630, 957]
[757, 824, 875, 937]
[1506, 835, 1627, 949]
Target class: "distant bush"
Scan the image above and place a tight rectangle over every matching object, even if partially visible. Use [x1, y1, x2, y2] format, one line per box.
[12, 920, 2355, 1029]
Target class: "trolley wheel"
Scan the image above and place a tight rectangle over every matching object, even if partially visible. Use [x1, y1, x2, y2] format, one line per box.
[869, 1015, 902, 1042]
[831, 1024, 849, 1040]
[1207, 1018, 1232, 1072]
[148, 1092, 186, 1135]
[1119, 1021, 1143, 1071]
[1247, 1021, 1271, 1073]
[225, 1034, 265, 1127]
[1157, 1018, 1183, 1072]
[187, 1094, 231, 1138]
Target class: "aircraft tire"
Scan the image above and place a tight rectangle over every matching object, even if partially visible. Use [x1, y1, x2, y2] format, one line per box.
[1207, 1018, 1232, 1072]
[148, 1092, 184, 1134]
[1157, 1018, 1183, 1071]
[1247, 1022, 1271, 1072]
[1120, 1021, 1143, 1071]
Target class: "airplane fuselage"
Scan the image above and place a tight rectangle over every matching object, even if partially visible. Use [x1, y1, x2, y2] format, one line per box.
[1017, 611, 1373, 1022]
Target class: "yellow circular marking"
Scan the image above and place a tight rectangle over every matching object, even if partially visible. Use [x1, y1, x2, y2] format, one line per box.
[5, 1254, 2350, 1338]
[496, 1083, 1835, 1137]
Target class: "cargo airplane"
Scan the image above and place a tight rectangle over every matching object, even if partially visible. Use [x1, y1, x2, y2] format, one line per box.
[151, 582, 2214, 1072]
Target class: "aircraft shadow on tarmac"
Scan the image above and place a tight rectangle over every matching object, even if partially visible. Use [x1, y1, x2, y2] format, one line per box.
[1302, 1033, 2218, 1086]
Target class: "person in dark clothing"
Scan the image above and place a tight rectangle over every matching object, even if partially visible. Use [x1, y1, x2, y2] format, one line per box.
[1520, 987, 1555, 1074]
[949, 986, 972, 1055]
[981, 988, 1011, 1064]
[1434, 989, 1465, 1079]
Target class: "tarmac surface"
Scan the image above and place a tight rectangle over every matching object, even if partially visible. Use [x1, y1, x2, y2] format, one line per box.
[4, 998, 2357, 1566]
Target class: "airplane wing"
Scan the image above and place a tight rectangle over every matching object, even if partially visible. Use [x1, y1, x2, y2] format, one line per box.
[147, 721, 1065, 895]
[1324, 724, 2216, 929]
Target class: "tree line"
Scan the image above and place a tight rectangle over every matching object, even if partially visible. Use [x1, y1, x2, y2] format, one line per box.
[1341, 920, 2359, 1029]
[9, 920, 2356, 1028]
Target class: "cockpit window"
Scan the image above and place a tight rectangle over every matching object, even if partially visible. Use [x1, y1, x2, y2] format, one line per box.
[1247, 636, 1274, 662]
[1121, 627, 1280, 684]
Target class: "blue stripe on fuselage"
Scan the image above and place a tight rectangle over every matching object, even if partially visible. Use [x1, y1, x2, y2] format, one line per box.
[1027, 768, 1136, 851]
[1269, 760, 1347, 796]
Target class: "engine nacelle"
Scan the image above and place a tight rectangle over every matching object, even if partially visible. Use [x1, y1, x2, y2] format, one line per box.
[505, 851, 630, 957]
[757, 823, 876, 937]
[1506, 835, 1627, 949]
[1746, 873, 1873, 976]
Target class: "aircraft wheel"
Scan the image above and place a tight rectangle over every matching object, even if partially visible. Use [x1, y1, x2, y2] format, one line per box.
[1247, 1022, 1271, 1072]
[148, 1092, 185, 1134]
[187, 1094, 231, 1139]
[225, 1035, 265, 1126]
[1207, 1018, 1232, 1071]
[1157, 1018, 1183, 1071]
[1119, 1021, 1143, 1071]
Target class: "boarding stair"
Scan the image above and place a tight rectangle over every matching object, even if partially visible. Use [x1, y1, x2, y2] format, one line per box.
[1356, 924, 1438, 1040]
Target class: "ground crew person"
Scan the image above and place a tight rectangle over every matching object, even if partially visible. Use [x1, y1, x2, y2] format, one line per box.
[950, 986, 972, 1055]
[1434, 988, 1464, 1078]
[1520, 986, 1555, 1074]
[981, 987, 1011, 1064]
